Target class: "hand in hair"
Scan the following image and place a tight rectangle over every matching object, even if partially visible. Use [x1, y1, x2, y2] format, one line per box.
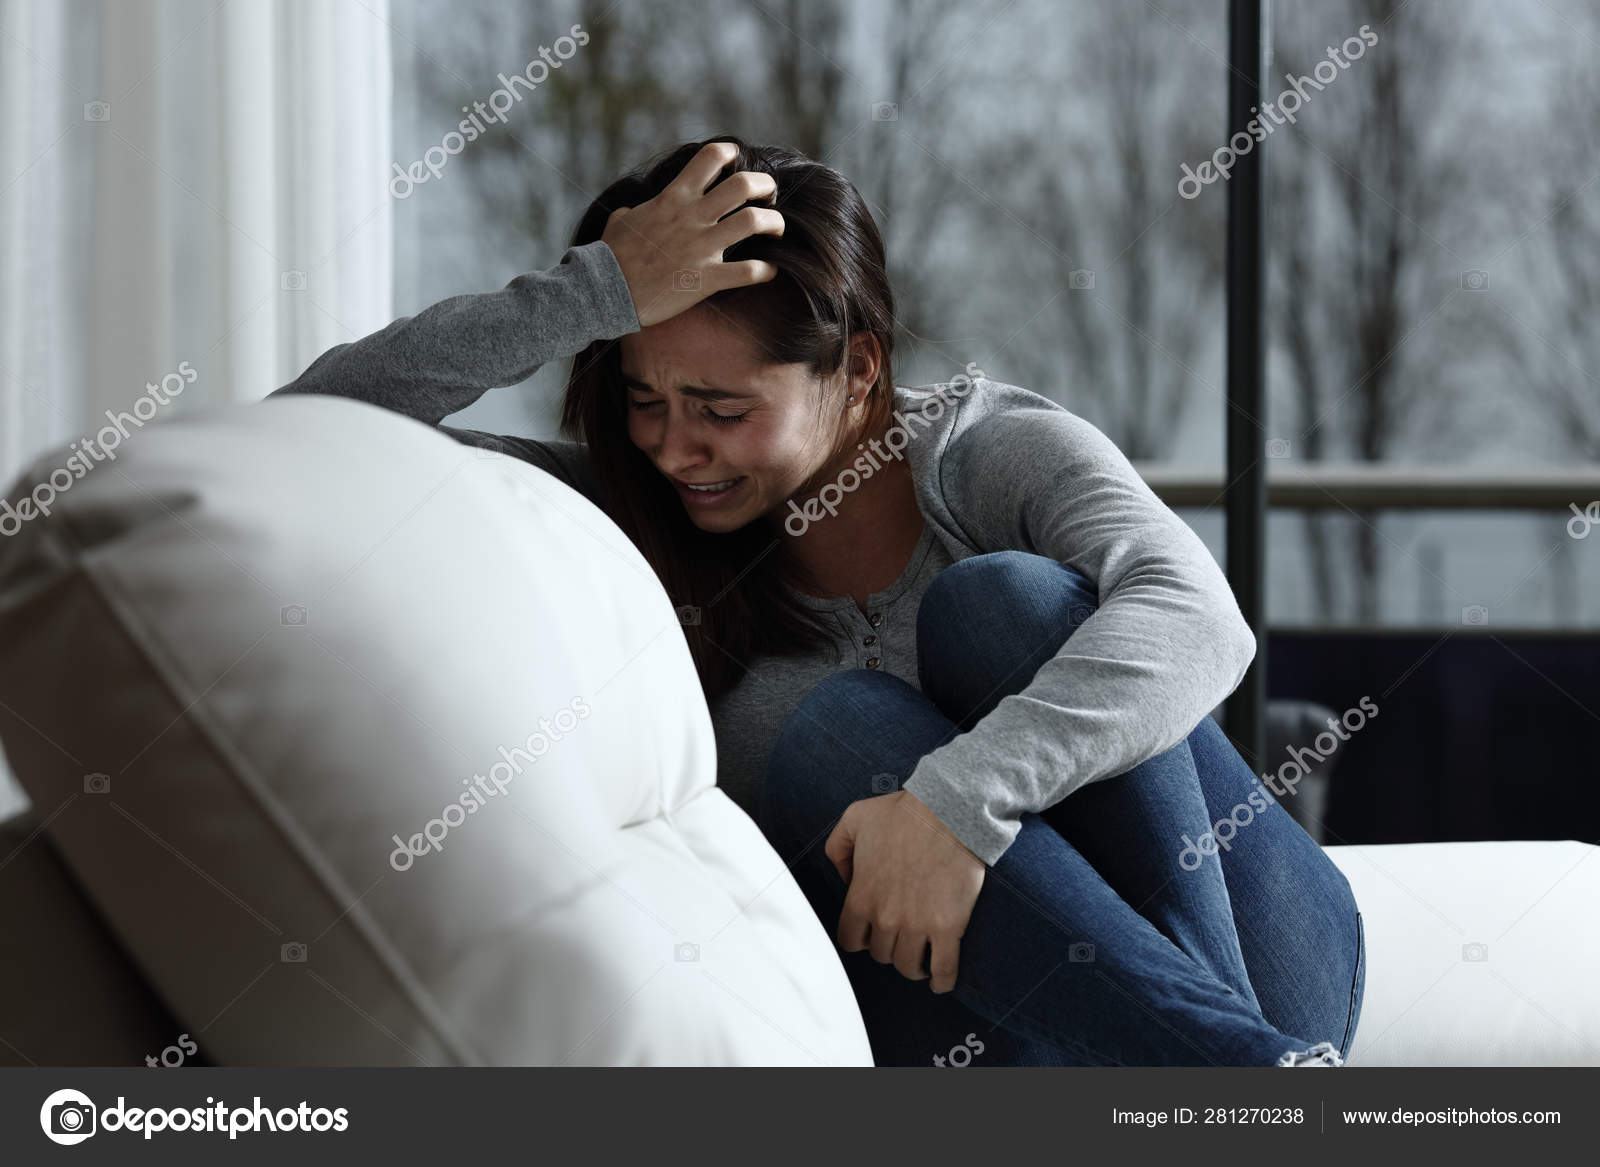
[601, 140, 785, 328]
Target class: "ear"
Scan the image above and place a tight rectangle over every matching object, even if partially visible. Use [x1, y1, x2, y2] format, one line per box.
[845, 332, 883, 398]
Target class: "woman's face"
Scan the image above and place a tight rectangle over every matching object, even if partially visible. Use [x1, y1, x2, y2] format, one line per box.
[620, 305, 847, 534]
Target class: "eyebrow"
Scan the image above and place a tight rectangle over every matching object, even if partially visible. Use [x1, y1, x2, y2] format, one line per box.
[619, 374, 760, 403]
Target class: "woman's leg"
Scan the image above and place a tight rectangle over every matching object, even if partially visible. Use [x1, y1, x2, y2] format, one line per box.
[758, 683, 1079, 1069]
[759, 669, 1324, 1066]
[1180, 715, 1366, 1058]
[916, 550, 1365, 1059]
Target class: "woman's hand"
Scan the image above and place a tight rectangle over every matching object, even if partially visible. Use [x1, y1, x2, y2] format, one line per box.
[601, 140, 785, 329]
[825, 789, 987, 994]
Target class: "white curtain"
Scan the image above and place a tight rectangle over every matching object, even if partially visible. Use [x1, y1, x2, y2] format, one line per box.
[0, 0, 394, 819]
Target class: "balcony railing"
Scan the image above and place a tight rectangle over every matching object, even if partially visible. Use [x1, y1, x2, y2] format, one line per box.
[1137, 465, 1600, 511]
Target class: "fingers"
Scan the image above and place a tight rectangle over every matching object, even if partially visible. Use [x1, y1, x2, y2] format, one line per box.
[706, 205, 785, 256]
[663, 139, 741, 200]
[825, 798, 969, 990]
[893, 933, 931, 983]
[927, 933, 961, 994]
[700, 205, 784, 297]
[701, 168, 777, 224]
[603, 143, 782, 325]
[837, 886, 870, 953]
[869, 917, 897, 966]
[701, 259, 779, 297]
[823, 814, 854, 885]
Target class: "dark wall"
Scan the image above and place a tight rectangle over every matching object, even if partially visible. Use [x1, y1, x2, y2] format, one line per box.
[1267, 631, 1600, 845]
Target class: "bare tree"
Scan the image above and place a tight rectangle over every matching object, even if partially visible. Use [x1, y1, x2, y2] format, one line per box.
[844, 0, 976, 380]
[417, 2, 694, 266]
[1268, 0, 1497, 622]
[1507, 3, 1600, 463]
[968, 0, 1228, 460]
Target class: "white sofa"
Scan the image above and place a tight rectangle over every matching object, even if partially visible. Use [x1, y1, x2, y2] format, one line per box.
[1329, 840, 1598, 1065]
[0, 396, 1595, 1067]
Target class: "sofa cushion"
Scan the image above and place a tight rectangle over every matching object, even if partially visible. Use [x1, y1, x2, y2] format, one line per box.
[0, 395, 872, 1066]
[1327, 840, 1600, 1066]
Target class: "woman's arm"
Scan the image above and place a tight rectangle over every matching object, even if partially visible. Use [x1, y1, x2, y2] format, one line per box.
[270, 141, 787, 428]
[268, 240, 639, 424]
[901, 382, 1257, 867]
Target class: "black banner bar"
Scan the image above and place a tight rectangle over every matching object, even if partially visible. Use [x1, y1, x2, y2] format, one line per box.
[3, 1067, 1593, 1162]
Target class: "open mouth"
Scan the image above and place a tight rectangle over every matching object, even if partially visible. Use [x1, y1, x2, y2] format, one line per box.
[673, 476, 746, 506]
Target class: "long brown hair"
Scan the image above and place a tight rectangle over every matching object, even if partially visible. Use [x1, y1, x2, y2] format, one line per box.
[559, 135, 897, 702]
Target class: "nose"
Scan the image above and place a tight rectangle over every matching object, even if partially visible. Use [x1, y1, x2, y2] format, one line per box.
[652, 404, 711, 476]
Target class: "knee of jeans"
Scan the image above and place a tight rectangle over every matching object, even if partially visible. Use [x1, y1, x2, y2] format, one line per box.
[918, 551, 1098, 645]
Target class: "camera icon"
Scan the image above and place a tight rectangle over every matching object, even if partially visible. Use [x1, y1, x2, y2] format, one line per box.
[870, 772, 899, 795]
[280, 270, 307, 291]
[1461, 941, 1488, 962]
[83, 772, 111, 794]
[1068, 269, 1096, 291]
[83, 101, 111, 122]
[672, 269, 701, 291]
[49, 1098, 96, 1141]
[1068, 603, 1096, 626]
[280, 941, 308, 963]
[1461, 604, 1489, 627]
[1068, 942, 1095, 963]
[674, 942, 700, 962]
[1461, 269, 1489, 291]
[676, 604, 701, 626]
[280, 604, 307, 627]
[871, 101, 899, 121]
[1265, 438, 1291, 459]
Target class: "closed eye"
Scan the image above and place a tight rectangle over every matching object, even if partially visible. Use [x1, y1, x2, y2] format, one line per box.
[626, 398, 749, 425]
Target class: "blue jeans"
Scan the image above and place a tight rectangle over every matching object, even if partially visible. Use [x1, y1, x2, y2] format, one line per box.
[758, 551, 1365, 1067]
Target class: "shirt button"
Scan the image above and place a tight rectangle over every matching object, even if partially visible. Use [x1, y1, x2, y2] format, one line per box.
[866, 656, 881, 669]
[863, 634, 878, 647]
[868, 612, 883, 628]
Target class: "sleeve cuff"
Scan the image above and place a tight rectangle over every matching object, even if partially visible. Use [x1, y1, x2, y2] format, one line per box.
[902, 758, 1020, 868]
[564, 239, 640, 339]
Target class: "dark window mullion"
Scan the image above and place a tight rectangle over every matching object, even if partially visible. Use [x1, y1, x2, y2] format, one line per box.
[1224, 0, 1268, 768]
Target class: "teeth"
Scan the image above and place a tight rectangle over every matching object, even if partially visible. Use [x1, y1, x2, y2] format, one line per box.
[685, 478, 737, 492]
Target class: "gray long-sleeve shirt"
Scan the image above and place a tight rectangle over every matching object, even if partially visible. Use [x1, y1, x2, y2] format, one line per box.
[268, 239, 1256, 866]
